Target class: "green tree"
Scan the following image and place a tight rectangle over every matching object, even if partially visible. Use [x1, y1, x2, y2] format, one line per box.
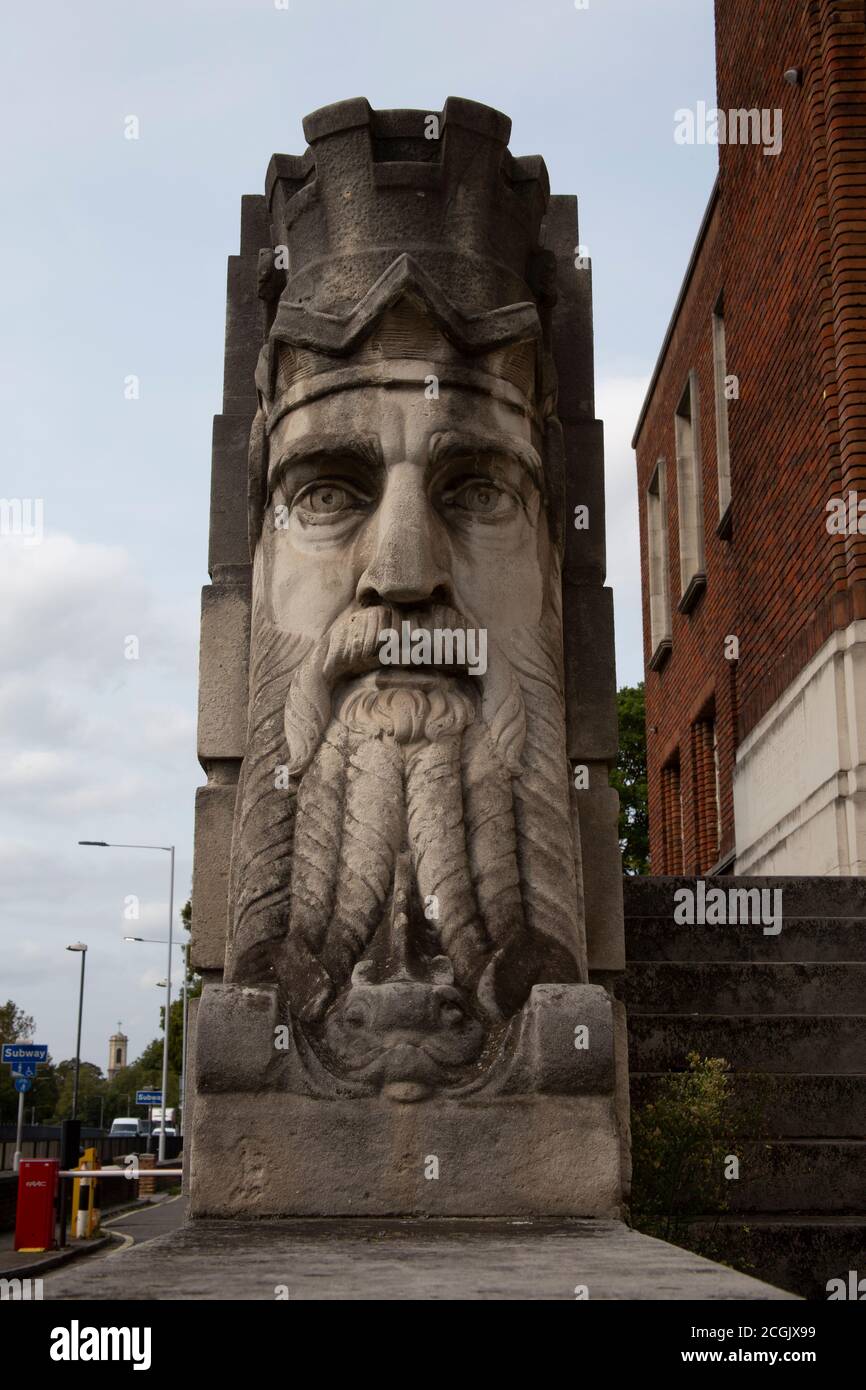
[0, 999, 60, 1125]
[1, 999, 33, 1124]
[0, 999, 35, 1045]
[611, 682, 649, 874]
[51, 1060, 106, 1126]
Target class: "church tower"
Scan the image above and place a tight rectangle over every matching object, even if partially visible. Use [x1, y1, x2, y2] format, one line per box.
[108, 1025, 128, 1082]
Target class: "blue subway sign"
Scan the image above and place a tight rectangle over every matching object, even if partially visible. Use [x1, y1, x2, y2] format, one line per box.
[2, 1043, 48, 1064]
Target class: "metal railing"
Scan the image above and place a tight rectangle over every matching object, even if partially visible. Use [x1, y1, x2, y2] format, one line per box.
[1, 1133, 182, 1172]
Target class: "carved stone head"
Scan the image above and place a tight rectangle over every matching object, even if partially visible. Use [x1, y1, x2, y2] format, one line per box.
[223, 98, 587, 1098]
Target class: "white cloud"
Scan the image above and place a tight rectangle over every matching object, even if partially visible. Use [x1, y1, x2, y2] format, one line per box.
[0, 532, 193, 683]
[0, 532, 198, 1067]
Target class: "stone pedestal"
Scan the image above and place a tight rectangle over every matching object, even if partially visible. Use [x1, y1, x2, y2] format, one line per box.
[189, 98, 628, 1223]
[190, 982, 624, 1218]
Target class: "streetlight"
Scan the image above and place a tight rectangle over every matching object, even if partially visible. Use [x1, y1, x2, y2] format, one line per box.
[124, 935, 190, 1138]
[65, 944, 88, 1119]
[79, 839, 175, 1162]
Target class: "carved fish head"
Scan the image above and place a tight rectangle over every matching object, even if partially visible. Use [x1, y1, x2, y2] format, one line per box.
[320, 965, 485, 1100]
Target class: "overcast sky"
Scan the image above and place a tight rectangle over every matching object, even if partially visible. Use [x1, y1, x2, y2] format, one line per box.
[0, 0, 717, 1081]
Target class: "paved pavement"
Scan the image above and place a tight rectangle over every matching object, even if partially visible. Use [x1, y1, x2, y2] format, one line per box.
[0, 1194, 185, 1279]
[101, 1194, 188, 1250]
[42, 1216, 797, 1300]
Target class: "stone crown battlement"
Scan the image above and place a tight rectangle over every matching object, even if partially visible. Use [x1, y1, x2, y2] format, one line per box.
[261, 97, 556, 319]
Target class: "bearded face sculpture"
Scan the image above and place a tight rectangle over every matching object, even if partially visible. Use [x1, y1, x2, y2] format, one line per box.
[217, 98, 591, 1102]
[224, 311, 586, 1096]
[192, 99, 624, 1219]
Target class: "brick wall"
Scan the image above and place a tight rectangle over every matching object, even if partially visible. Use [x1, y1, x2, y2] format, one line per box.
[634, 0, 866, 873]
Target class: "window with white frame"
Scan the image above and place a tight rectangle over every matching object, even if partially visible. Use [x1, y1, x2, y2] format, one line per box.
[712, 299, 732, 524]
[647, 459, 672, 664]
[675, 371, 706, 608]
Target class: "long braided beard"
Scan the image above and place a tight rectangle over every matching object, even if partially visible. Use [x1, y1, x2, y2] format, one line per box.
[225, 589, 584, 1034]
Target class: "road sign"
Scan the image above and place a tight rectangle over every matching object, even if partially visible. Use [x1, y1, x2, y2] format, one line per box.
[14, 1077, 32, 1093]
[136, 1090, 162, 1106]
[2, 1043, 48, 1064]
[12, 1061, 37, 1078]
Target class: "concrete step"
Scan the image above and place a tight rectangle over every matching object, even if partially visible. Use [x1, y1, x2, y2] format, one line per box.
[625, 915, 866, 963]
[620, 962, 866, 1015]
[627, 1014, 866, 1073]
[624, 875, 866, 922]
[684, 1216, 866, 1300]
[726, 1140, 866, 1215]
[630, 1072, 866, 1139]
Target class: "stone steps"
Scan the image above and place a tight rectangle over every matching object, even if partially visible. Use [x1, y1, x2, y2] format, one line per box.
[725, 1140, 866, 1214]
[627, 1013, 866, 1073]
[630, 1072, 866, 1138]
[625, 916, 866, 962]
[686, 1218, 866, 1302]
[623, 876, 866, 921]
[620, 961, 866, 1014]
[624, 876, 866, 1297]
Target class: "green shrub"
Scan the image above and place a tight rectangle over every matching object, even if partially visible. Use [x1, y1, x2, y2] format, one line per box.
[631, 1053, 746, 1257]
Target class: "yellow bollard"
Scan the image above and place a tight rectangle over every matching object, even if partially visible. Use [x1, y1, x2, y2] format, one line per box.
[71, 1169, 81, 1237]
[87, 1154, 101, 1236]
[74, 1147, 96, 1239]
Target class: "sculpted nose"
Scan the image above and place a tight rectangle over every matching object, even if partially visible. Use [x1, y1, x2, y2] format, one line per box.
[356, 464, 452, 607]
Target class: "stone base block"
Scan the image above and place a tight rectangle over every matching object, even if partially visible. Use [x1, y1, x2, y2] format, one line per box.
[189, 1089, 623, 1219]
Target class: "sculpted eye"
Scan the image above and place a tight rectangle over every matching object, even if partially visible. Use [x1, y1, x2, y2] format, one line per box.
[293, 480, 372, 521]
[301, 484, 352, 513]
[441, 478, 515, 518]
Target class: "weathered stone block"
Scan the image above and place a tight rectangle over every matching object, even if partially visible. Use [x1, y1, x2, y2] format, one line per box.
[190, 1089, 622, 1218]
[574, 770, 625, 971]
[239, 193, 268, 256]
[564, 583, 618, 761]
[546, 194, 595, 420]
[181, 994, 200, 1195]
[222, 255, 261, 415]
[501, 983, 615, 1094]
[209, 415, 253, 574]
[197, 577, 251, 764]
[563, 418, 606, 585]
[195, 982, 285, 1092]
[191, 780, 239, 972]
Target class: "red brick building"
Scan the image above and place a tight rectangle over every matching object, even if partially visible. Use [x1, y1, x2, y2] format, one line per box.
[633, 0, 866, 875]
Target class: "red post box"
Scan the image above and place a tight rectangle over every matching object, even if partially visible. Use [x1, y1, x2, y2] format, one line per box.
[15, 1158, 59, 1252]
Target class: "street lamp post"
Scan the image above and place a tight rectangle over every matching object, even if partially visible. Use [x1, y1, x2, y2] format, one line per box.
[180, 942, 189, 1136]
[154, 980, 169, 1147]
[79, 840, 176, 1162]
[124, 936, 190, 1137]
[66, 944, 88, 1119]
